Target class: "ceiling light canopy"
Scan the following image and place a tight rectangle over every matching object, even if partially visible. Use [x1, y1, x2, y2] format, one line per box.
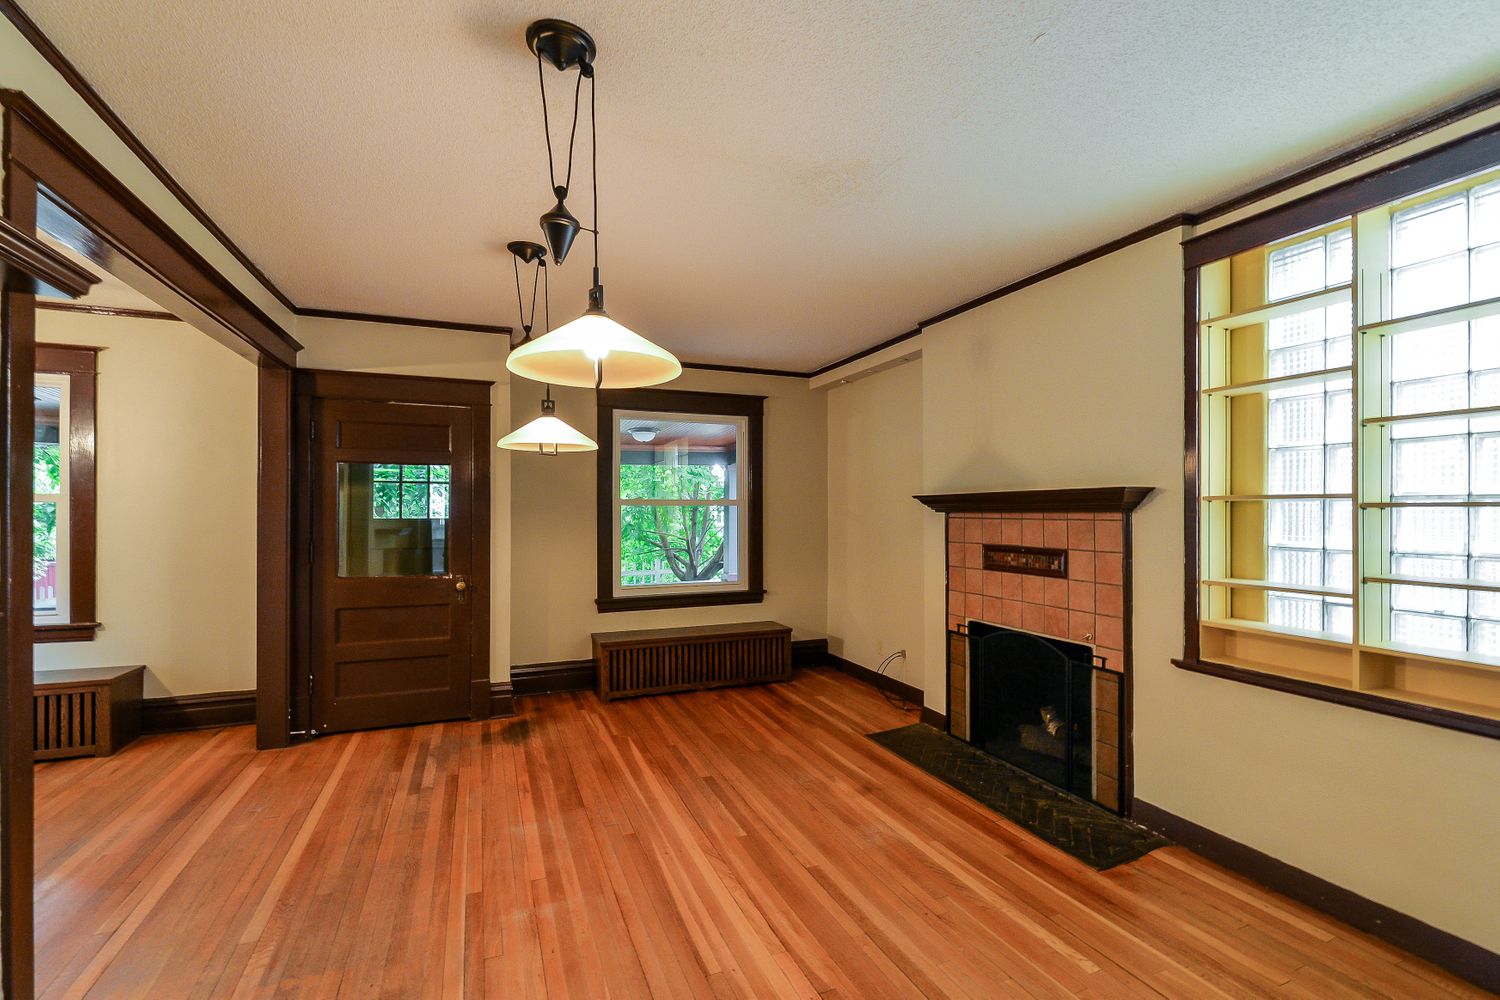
[506, 17, 680, 391]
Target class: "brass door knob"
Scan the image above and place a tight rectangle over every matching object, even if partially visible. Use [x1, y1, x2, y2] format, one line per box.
[455, 579, 469, 592]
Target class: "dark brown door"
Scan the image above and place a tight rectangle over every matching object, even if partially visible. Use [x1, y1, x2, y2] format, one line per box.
[310, 396, 476, 733]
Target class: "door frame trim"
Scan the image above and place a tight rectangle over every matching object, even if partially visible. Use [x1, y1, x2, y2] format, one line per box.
[4, 90, 295, 997]
[293, 369, 493, 732]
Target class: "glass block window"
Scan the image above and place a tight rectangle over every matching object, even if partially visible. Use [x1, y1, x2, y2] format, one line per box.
[1263, 233, 1355, 638]
[1192, 147, 1500, 724]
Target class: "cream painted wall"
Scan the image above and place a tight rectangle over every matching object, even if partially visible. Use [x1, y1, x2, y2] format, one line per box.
[294, 316, 513, 680]
[825, 360, 925, 686]
[868, 230, 1500, 953]
[32, 310, 258, 699]
[510, 370, 828, 664]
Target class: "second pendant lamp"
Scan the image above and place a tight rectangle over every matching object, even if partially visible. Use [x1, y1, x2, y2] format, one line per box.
[497, 240, 597, 455]
[505, 18, 681, 391]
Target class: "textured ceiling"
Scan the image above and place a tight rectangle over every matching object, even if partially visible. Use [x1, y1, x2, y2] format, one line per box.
[18, 1, 1500, 370]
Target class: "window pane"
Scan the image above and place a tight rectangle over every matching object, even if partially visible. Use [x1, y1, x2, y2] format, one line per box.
[1392, 435, 1468, 496]
[618, 417, 738, 500]
[1268, 500, 1323, 548]
[1268, 447, 1323, 493]
[1471, 244, 1500, 301]
[1393, 507, 1467, 555]
[32, 501, 57, 613]
[401, 483, 430, 519]
[1393, 553, 1465, 580]
[1471, 179, 1500, 248]
[1268, 236, 1327, 300]
[401, 464, 431, 482]
[1391, 610, 1466, 653]
[337, 463, 447, 577]
[1393, 253, 1469, 316]
[1392, 194, 1467, 267]
[33, 443, 61, 495]
[1267, 593, 1324, 631]
[34, 380, 63, 494]
[374, 464, 401, 481]
[1391, 323, 1468, 382]
[619, 504, 737, 587]
[373, 481, 402, 519]
[1392, 583, 1466, 617]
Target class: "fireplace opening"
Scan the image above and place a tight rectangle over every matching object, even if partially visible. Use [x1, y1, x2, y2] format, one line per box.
[966, 621, 1122, 810]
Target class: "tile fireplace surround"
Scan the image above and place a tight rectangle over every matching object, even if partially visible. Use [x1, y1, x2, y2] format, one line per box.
[916, 487, 1154, 806]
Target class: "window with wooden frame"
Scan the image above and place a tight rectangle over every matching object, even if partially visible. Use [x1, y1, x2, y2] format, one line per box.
[34, 344, 99, 642]
[596, 388, 764, 612]
[1183, 126, 1500, 737]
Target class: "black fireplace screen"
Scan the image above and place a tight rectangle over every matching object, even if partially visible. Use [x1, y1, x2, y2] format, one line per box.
[965, 621, 1124, 812]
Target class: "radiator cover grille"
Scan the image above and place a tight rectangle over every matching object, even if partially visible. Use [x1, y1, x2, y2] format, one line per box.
[34, 688, 99, 759]
[594, 624, 793, 701]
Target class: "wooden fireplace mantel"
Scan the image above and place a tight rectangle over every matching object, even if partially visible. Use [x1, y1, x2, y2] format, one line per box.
[914, 486, 1154, 515]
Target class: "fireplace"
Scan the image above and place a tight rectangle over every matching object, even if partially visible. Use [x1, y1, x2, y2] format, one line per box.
[967, 621, 1122, 808]
[916, 487, 1153, 816]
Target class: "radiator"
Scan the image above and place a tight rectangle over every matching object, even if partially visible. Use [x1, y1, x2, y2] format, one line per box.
[34, 688, 100, 759]
[592, 621, 793, 701]
[34, 666, 145, 760]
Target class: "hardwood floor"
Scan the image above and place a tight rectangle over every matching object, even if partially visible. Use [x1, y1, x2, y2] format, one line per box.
[34, 668, 1487, 999]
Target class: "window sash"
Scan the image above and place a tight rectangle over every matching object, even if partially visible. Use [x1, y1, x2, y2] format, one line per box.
[611, 410, 749, 597]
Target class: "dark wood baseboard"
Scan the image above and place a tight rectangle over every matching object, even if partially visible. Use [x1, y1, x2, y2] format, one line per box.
[141, 690, 255, 734]
[489, 682, 516, 718]
[827, 654, 923, 706]
[919, 706, 947, 730]
[511, 660, 596, 697]
[1132, 800, 1500, 994]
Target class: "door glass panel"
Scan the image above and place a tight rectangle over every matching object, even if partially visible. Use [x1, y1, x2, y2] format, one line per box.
[338, 462, 449, 577]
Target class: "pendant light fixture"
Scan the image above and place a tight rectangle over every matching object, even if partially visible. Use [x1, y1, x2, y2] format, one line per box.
[497, 384, 597, 455]
[506, 18, 682, 391]
[498, 240, 597, 455]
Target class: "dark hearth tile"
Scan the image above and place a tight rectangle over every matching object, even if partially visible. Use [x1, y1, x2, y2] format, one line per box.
[866, 723, 1170, 871]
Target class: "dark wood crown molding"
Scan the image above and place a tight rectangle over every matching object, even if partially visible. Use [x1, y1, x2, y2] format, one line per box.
[0, 217, 96, 298]
[294, 368, 493, 407]
[294, 308, 514, 336]
[810, 81, 1500, 378]
[914, 487, 1155, 515]
[682, 361, 811, 379]
[35, 300, 176, 322]
[1, 89, 303, 364]
[0, 0, 300, 312]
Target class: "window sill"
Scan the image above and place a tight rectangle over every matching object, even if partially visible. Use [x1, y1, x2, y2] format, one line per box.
[34, 622, 99, 644]
[596, 589, 766, 613]
[1172, 656, 1500, 741]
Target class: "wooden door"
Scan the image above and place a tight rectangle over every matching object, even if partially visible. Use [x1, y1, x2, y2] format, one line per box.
[310, 396, 479, 733]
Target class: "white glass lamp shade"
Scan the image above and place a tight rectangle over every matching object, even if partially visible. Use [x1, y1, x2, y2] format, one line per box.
[497, 407, 597, 454]
[506, 308, 681, 389]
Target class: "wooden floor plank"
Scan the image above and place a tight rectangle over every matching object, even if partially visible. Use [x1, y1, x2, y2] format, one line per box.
[33, 668, 1486, 1000]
